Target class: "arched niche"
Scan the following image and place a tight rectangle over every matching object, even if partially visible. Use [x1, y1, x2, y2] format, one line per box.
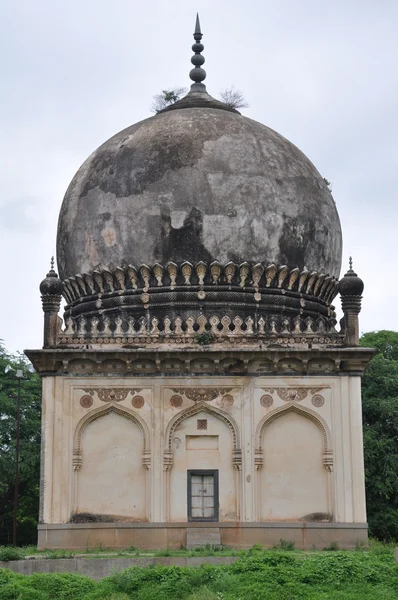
[165, 402, 241, 522]
[255, 404, 333, 522]
[72, 405, 150, 521]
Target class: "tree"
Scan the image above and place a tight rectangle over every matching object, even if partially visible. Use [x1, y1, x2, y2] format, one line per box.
[152, 88, 187, 112]
[219, 87, 248, 110]
[0, 341, 42, 545]
[360, 330, 398, 541]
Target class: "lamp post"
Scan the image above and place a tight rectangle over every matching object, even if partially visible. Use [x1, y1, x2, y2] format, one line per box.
[5, 365, 23, 546]
[13, 369, 23, 547]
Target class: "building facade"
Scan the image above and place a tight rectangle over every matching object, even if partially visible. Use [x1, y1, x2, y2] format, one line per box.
[26, 18, 374, 550]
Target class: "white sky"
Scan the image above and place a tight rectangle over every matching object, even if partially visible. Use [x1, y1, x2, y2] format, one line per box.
[1, 0, 397, 353]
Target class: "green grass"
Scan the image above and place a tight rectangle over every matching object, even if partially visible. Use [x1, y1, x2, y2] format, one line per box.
[1, 543, 398, 599]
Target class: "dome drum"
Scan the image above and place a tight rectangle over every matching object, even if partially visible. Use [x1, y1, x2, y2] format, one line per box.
[62, 260, 338, 323]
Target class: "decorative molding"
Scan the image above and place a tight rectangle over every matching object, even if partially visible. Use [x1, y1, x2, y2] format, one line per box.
[165, 403, 240, 465]
[261, 387, 326, 403]
[312, 394, 325, 408]
[217, 394, 234, 408]
[26, 347, 375, 377]
[170, 395, 183, 408]
[62, 261, 339, 306]
[131, 395, 145, 409]
[172, 388, 234, 403]
[58, 314, 343, 348]
[79, 395, 93, 409]
[260, 394, 273, 408]
[80, 388, 142, 402]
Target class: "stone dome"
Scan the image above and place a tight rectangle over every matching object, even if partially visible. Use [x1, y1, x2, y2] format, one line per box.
[57, 103, 342, 281]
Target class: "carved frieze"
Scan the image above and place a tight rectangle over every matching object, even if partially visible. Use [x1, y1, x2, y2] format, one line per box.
[81, 388, 142, 402]
[262, 387, 326, 403]
[173, 388, 233, 403]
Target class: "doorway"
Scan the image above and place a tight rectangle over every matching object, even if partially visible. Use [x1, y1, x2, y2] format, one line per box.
[187, 470, 219, 522]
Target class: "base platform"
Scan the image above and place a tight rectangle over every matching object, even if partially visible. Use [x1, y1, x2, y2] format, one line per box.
[38, 522, 368, 550]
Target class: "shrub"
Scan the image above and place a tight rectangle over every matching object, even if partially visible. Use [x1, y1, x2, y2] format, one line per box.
[0, 546, 24, 561]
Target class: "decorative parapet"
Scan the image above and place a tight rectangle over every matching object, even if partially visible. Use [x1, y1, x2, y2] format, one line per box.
[57, 313, 344, 348]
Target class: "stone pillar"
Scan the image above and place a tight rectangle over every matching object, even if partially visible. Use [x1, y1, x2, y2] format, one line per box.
[341, 295, 362, 346]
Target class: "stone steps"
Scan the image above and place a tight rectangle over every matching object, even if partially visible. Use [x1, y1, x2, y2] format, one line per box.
[186, 527, 221, 549]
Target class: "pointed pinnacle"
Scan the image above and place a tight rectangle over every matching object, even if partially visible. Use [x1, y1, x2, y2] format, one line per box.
[195, 13, 201, 35]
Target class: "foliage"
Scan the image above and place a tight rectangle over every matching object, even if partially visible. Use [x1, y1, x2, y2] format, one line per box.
[0, 546, 23, 561]
[219, 87, 248, 110]
[0, 341, 42, 546]
[1, 546, 398, 599]
[194, 332, 215, 346]
[360, 330, 398, 541]
[152, 88, 187, 112]
[151, 86, 248, 113]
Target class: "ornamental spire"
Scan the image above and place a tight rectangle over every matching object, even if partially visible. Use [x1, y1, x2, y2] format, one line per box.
[189, 13, 206, 92]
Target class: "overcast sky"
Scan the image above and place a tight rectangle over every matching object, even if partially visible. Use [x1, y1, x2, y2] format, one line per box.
[1, 0, 397, 353]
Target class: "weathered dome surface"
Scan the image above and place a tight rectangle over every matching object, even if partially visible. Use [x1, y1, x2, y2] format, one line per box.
[57, 106, 342, 281]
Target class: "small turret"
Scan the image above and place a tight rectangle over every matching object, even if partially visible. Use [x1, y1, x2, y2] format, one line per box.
[339, 257, 364, 346]
[40, 257, 62, 348]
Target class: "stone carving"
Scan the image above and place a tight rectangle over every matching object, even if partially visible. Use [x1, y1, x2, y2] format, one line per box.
[58, 313, 343, 347]
[132, 395, 145, 409]
[79, 395, 93, 408]
[173, 388, 233, 403]
[170, 395, 183, 408]
[217, 394, 234, 408]
[81, 388, 142, 402]
[167, 403, 240, 452]
[260, 394, 273, 408]
[261, 387, 325, 403]
[63, 262, 338, 305]
[197, 419, 207, 430]
[312, 394, 325, 407]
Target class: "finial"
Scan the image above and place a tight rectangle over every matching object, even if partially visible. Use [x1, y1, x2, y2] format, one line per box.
[349, 256, 353, 271]
[50, 256, 55, 271]
[189, 13, 206, 92]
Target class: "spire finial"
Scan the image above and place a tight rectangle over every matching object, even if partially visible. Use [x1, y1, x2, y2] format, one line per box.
[50, 256, 55, 271]
[189, 13, 207, 92]
[349, 256, 353, 271]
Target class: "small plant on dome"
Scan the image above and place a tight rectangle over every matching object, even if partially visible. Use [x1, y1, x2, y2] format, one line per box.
[152, 88, 188, 112]
[219, 86, 248, 110]
[194, 332, 216, 346]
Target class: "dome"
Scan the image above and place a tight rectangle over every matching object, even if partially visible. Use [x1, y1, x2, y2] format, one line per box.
[57, 104, 342, 281]
[55, 19, 344, 342]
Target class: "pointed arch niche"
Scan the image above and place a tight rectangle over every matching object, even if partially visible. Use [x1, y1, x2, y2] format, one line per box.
[255, 404, 334, 522]
[164, 403, 242, 523]
[72, 404, 151, 521]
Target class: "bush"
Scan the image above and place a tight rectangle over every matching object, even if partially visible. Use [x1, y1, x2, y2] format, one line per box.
[1, 545, 398, 599]
[0, 546, 24, 561]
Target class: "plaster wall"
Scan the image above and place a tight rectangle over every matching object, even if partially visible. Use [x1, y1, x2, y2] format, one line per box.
[261, 412, 329, 520]
[40, 374, 366, 535]
[76, 412, 146, 519]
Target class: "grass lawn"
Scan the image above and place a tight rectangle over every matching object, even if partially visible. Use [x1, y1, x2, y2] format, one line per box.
[0, 541, 397, 599]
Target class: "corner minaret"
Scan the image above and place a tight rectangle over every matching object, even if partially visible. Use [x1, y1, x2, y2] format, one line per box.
[39, 257, 63, 348]
[339, 257, 364, 346]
